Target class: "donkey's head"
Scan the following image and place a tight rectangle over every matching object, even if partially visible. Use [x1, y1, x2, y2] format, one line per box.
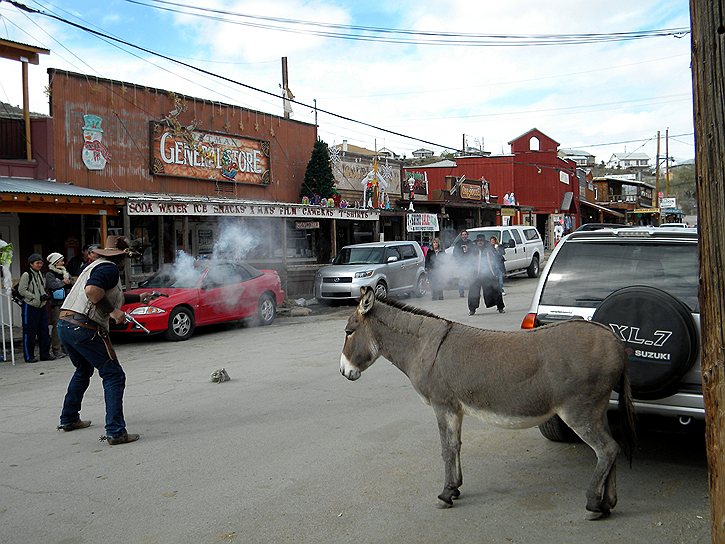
[340, 287, 381, 381]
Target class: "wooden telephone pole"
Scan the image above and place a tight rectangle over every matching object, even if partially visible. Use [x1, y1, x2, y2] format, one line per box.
[690, 2, 725, 542]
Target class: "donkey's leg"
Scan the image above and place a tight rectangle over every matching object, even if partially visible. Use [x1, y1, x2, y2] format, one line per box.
[562, 410, 619, 518]
[433, 404, 463, 508]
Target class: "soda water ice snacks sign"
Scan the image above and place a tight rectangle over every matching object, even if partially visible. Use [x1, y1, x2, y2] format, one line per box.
[150, 123, 270, 185]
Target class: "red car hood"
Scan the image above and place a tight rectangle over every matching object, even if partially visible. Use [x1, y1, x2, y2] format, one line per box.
[122, 287, 196, 311]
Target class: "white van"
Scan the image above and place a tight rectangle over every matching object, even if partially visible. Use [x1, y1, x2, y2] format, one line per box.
[445, 225, 544, 278]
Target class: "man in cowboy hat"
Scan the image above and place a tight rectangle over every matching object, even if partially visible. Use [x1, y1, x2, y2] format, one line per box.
[57, 236, 153, 445]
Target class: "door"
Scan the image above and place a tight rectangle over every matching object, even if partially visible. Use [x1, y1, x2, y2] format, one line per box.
[383, 246, 406, 294]
[501, 229, 524, 271]
[397, 243, 420, 292]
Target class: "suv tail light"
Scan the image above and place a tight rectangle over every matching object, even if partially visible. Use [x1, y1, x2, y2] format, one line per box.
[521, 313, 538, 329]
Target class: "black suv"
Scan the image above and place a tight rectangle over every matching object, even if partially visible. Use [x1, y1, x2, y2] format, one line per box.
[522, 227, 701, 440]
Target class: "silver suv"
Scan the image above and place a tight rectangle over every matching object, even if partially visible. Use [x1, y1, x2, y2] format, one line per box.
[522, 227, 701, 441]
[314, 241, 427, 302]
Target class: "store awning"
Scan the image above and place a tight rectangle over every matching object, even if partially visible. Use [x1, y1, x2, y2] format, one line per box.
[579, 199, 625, 219]
[0, 177, 126, 215]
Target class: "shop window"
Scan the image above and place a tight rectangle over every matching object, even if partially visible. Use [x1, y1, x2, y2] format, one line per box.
[129, 217, 158, 275]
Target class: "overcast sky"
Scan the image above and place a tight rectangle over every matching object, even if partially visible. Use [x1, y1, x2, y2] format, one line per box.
[0, 0, 694, 165]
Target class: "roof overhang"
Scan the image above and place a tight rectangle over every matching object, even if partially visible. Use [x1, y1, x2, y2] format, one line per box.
[0, 39, 49, 65]
[579, 199, 625, 219]
[0, 177, 126, 215]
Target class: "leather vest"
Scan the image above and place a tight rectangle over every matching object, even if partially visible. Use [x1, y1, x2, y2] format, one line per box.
[61, 258, 124, 330]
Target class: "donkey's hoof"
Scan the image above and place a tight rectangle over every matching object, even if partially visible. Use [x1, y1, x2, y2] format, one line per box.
[585, 502, 611, 520]
[437, 488, 458, 508]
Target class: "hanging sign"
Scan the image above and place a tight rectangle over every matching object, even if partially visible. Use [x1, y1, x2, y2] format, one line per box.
[150, 124, 270, 185]
[406, 213, 439, 232]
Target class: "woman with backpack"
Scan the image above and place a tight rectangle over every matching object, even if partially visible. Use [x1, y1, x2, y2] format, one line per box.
[18, 254, 52, 362]
[45, 252, 72, 359]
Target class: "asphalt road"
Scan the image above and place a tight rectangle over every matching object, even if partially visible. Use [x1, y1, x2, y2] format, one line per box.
[0, 275, 709, 544]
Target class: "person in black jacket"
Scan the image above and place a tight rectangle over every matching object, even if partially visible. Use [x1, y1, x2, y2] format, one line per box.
[467, 235, 505, 315]
[489, 236, 507, 295]
[425, 238, 445, 300]
[452, 230, 473, 297]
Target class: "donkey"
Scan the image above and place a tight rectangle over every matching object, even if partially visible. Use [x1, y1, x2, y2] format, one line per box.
[339, 287, 636, 518]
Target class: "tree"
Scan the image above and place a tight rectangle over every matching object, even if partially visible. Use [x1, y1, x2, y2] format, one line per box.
[302, 139, 335, 199]
[691, 2, 725, 542]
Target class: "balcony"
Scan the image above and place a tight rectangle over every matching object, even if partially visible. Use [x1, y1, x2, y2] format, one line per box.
[0, 116, 54, 180]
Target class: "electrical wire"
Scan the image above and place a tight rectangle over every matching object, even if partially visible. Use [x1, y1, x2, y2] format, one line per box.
[126, 0, 690, 47]
[2, 0, 460, 150]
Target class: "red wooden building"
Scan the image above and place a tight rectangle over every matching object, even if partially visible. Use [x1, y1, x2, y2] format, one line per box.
[404, 128, 580, 247]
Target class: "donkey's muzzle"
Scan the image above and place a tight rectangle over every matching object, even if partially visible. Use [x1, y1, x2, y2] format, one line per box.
[340, 354, 361, 381]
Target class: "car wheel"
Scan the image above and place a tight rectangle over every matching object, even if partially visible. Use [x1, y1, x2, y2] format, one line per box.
[165, 307, 195, 341]
[257, 293, 276, 326]
[592, 285, 698, 400]
[527, 255, 540, 278]
[374, 282, 388, 299]
[414, 274, 428, 298]
[538, 415, 581, 443]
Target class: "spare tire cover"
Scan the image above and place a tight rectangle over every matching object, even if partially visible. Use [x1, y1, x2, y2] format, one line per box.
[592, 285, 698, 400]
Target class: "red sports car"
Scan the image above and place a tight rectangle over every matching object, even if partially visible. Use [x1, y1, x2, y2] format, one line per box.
[112, 260, 284, 341]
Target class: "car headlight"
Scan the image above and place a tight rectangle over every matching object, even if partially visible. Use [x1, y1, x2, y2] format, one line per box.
[130, 306, 166, 315]
[355, 270, 374, 278]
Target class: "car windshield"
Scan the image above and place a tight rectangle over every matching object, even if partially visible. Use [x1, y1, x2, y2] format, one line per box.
[139, 265, 203, 289]
[333, 246, 385, 265]
[540, 240, 699, 312]
[452, 229, 499, 246]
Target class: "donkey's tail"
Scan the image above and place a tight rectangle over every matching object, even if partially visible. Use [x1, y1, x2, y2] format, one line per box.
[617, 361, 637, 467]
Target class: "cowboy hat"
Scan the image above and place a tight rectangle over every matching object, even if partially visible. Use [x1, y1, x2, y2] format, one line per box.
[93, 235, 141, 258]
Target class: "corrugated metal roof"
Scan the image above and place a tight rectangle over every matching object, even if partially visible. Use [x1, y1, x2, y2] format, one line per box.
[0, 177, 128, 198]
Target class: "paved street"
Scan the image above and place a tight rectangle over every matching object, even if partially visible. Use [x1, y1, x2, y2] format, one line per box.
[0, 276, 709, 544]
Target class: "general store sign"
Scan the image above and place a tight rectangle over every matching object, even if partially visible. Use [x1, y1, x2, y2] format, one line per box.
[406, 213, 439, 232]
[127, 200, 380, 221]
[151, 124, 270, 185]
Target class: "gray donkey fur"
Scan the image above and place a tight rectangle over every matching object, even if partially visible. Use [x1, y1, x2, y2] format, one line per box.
[340, 287, 636, 518]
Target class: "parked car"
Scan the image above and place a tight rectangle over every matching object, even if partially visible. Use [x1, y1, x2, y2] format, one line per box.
[521, 227, 701, 441]
[659, 222, 688, 228]
[314, 240, 427, 302]
[445, 225, 544, 278]
[574, 222, 632, 232]
[111, 260, 284, 341]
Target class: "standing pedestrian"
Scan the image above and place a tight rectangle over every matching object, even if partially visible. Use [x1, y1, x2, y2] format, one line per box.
[452, 230, 473, 297]
[66, 244, 98, 279]
[489, 236, 507, 295]
[45, 252, 72, 358]
[57, 236, 153, 444]
[425, 237, 445, 300]
[18, 253, 53, 363]
[467, 235, 505, 315]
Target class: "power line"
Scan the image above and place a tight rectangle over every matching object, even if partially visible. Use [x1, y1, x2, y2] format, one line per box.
[126, 0, 690, 47]
[3, 0, 459, 151]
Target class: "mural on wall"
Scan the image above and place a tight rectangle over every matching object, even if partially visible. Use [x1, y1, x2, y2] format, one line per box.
[82, 114, 110, 171]
[329, 146, 402, 199]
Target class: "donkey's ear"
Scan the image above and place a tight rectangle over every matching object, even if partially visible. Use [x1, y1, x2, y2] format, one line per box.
[359, 287, 375, 314]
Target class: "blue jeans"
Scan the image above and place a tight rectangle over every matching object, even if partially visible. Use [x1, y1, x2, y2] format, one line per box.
[22, 303, 51, 361]
[58, 320, 127, 437]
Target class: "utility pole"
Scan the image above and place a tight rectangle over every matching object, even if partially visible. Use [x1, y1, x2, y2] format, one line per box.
[281, 57, 292, 119]
[655, 130, 661, 215]
[690, 2, 725, 542]
[665, 127, 670, 196]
